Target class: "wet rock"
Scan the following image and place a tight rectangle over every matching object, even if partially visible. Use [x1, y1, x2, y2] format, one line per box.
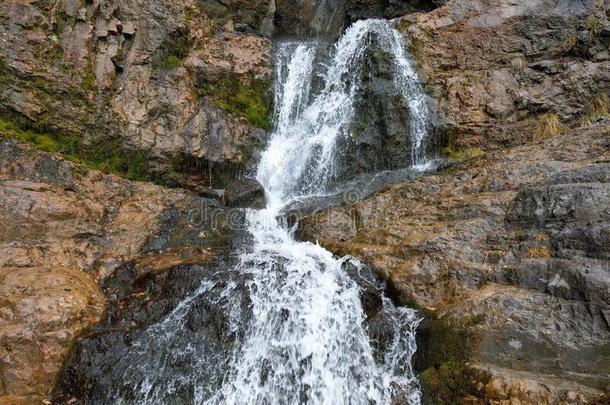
[225, 178, 266, 208]
[398, 0, 610, 150]
[342, 260, 384, 318]
[53, 253, 252, 404]
[0, 140, 225, 403]
[50, 176, 253, 403]
[274, 0, 440, 37]
[302, 123, 610, 402]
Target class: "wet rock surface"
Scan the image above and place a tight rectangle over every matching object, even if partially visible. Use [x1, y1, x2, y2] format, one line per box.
[0, 0, 272, 186]
[398, 0, 610, 150]
[274, 0, 441, 37]
[225, 178, 266, 208]
[302, 122, 610, 403]
[53, 251, 252, 404]
[0, 139, 233, 403]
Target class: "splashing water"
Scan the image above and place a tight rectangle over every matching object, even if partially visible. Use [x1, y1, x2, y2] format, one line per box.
[258, 19, 430, 208]
[101, 19, 428, 405]
[211, 19, 428, 405]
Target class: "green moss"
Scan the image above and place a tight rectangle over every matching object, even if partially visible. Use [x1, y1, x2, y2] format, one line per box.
[52, 12, 75, 38]
[154, 30, 190, 71]
[419, 361, 491, 405]
[82, 57, 96, 91]
[409, 302, 488, 405]
[0, 115, 149, 181]
[163, 55, 181, 70]
[83, 138, 150, 181]
[442, 145, 484, 162]
[197, 78, 271, 129]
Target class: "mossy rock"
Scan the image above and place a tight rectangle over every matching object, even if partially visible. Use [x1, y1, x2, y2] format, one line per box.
[419, 361, 491, 405]
[196, 77, 272, 129]
[0, 115, 149, 181]
[408, 303, 489, 405]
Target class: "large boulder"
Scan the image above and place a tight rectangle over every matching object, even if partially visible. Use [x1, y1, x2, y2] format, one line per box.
[0, 267, 104, 403]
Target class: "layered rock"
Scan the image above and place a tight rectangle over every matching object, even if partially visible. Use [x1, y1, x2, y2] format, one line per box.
[0, 0, 272, 186]
[0, 139, 227, 403]
[398, 0, 610, 149]
[301, 122, 610, 403]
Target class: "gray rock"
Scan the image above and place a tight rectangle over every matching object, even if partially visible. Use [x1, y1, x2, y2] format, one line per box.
[225, 178, 266, 208]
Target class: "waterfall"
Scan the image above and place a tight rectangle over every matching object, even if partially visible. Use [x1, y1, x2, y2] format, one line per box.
[90, 18, 429, 405]
[211, 19, 427, 405]
[258, 19, 430, 207]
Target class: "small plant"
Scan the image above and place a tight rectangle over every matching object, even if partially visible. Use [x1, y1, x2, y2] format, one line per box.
[163, 55, 181, 70]
[155, 30, 190, 71]
[82, 57, 96, 91]
[533, 113, 566, 139]
[550, 33, 577, 55]
[586, 15, 602, 42]
[525, 246, 552, 259]
[198, 78, 271, 129]
[581, 92, 610, 126]
[442, 145, 484, 162]
[510, 57, 527, 72]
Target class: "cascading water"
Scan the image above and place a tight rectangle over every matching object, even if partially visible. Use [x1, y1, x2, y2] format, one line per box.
[73, 18, 430, 405]
[211, 19, 428, 404]
[258, 19, 430, 206]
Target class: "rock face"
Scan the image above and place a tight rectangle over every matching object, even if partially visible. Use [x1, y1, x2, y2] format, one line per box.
[0, 139, 226, 404]
[399, 0, 610, 150]
[225, 178, 266, 208]
[301, 122, 610, 403]
[0, 0, 272, 186]
[275, 0, 440, 37]
[54, 250, 253, 404]
[0, 267, 104, 404]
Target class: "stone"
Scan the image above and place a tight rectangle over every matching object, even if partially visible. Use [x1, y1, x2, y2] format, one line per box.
[0, 0, 273, 189]
[0, 139, 225, 404]
[121, 21, 136, 36]
[0, 266, 105, 399]
[397, 0, 610, 149]
[302, 122, 610, 403]
[224, 178, 266, 208]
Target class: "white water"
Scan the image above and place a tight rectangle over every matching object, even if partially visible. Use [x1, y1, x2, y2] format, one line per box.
[210, 19, 428, 405]
[258, 19, 430, 208]
[107, 18, 429, 405]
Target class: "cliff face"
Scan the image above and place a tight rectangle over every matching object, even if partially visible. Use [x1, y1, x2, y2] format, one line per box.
[0, 0, 272, 187]
[0, 139, 241, 403]
[400, 0, 610, 149]
[1, 0, 609, 404]
[299, 0, 610, 403]
[302, 122, 610, 403]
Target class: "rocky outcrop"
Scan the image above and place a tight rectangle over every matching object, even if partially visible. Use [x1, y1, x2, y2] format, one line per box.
[0, 139, 227, 403]
[301, 121, 610, 403]
[0, 0, 272, 187]
[399, 0, 610, 150]
[225, 178, 266, 208]
[275, 0, 441, 37]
